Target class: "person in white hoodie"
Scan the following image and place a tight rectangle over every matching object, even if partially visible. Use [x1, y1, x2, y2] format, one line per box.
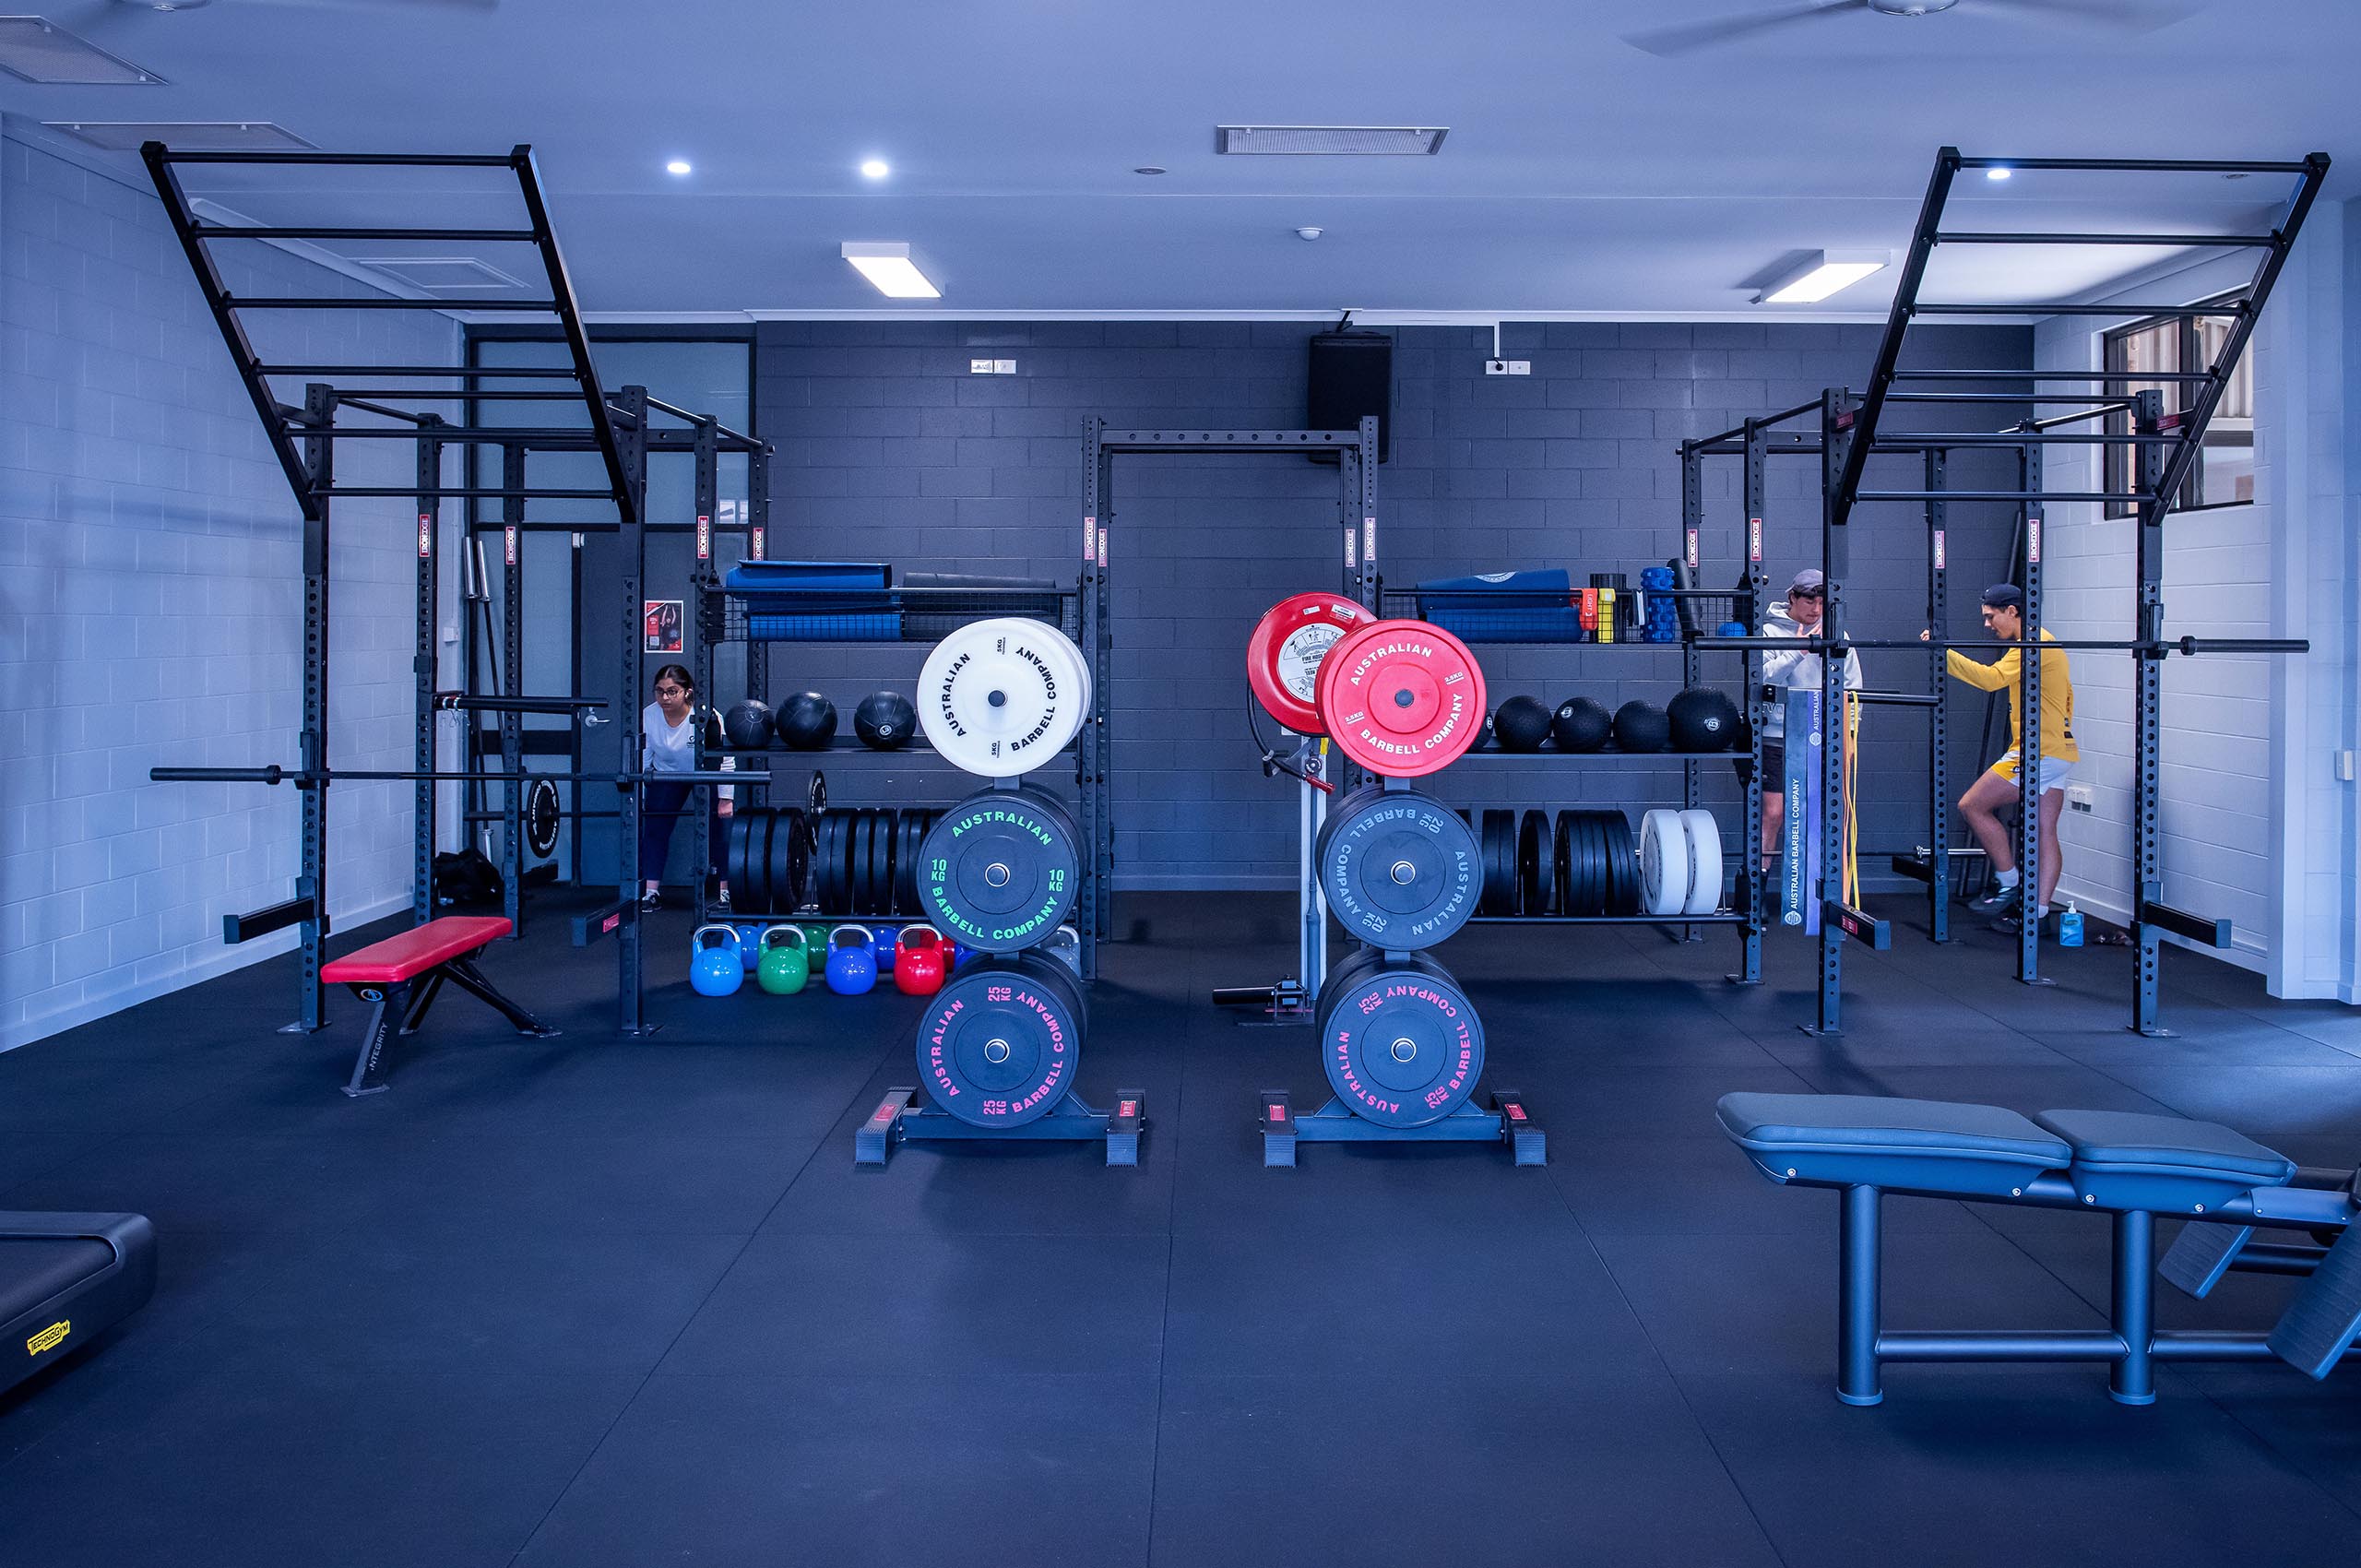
[1747, 569, 1863, 871]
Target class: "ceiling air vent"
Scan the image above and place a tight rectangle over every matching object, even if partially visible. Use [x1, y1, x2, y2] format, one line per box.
[350, 256, 530, 293]
[44, 121, 314, 152]
[1216, 125, 1447, 156]
[0, 17, 163, 83]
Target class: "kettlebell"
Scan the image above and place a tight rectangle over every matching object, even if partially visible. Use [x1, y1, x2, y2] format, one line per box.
[756, 925, 810, 995]
[895, 925, 946, 996]
[732, 921, 767, 972]
[690, 925, 744, 997]
[1043, 924, 1082, 977]
[872, 923, 901, 976]
[825, 924, 877, 996]
[800, 921, 832, 955]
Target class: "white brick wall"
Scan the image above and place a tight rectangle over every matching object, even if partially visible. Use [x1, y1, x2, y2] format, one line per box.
[2036, 215, 2358, 997]
[0, 135, 459, 1049]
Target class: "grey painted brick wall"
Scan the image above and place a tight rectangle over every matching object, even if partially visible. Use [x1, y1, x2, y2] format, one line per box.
[0, 136, 457, 1049]
[753, 319, 2029, 890]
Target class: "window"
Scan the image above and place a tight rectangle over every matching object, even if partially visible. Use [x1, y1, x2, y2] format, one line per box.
[2102, 293, 2254, 517]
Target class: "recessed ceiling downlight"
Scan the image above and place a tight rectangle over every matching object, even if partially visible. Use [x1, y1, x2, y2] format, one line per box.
[860, 159, 891, 180]
[666, 160, 693, 175]
[0, 17, 164, 83]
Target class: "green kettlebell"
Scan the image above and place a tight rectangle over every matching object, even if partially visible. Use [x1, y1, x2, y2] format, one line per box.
[756, 924, 811, 995]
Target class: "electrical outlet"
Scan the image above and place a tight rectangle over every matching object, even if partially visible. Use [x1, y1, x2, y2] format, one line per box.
[2066, 781, 2095, 814]
[969, 358, 1017, 374]
[1483, 359, 1531, 376]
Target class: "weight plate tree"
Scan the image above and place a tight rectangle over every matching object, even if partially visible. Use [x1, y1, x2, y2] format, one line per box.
[914, 952, 1089, 1128]
[1315, 619, 1488, 779]
[1316, 945, 1487, 1130]
[918, 617, 1091, 780]
[1315, 784, 1478, 949]
[915, 786, 1082, 953]
[1247, 591, 1373, 735]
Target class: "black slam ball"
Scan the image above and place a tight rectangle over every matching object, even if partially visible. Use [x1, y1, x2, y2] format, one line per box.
[1549, 696, 1613, 753]
[1667, 686, 1743, 753]
[1612, 699, 1672, 754]
[777, 692, 838, 750]
[1492, 695, 1554, 753]
[720, 699, 774, 751]
[853, 690, 917, 751]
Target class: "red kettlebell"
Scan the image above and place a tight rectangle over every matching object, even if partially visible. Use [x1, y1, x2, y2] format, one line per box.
[895, 924, 946, 996]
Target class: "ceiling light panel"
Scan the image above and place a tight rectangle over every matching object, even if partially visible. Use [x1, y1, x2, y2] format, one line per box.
[43, 120, 313, 151]
[0, 17, 164, 83]
[1216, 125, 1447, 156]
[1757, 250, 1890, 304]
[841, 242, 940, 300]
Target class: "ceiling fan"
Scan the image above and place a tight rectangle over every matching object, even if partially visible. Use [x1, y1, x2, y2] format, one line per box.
[1625, 0, 2200, 58]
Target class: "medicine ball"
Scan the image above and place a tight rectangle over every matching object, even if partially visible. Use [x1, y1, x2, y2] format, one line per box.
[721, 699, 774, 752]
[1550, 696, 1612, 753]
[1717, 621, 1750, 639]
[1613, 699, 1671, 754]
[777, 692, 838, 750]
[1492, 695, 1553, 753]
[1667, 686, 1743, 752]
[853, 690, 916, 751]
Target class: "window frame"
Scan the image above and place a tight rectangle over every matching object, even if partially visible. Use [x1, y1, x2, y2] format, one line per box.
[2101, 290, 2253, 520]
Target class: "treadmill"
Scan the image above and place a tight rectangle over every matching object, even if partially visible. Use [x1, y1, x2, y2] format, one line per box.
[1, 1213, 155, 1395]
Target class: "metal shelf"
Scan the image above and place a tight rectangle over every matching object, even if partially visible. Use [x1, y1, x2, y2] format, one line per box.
[1465, 914, 1750, 925]
[1452, 749, 1746, 763]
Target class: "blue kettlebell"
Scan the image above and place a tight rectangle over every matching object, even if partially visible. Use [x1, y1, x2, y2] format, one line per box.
[825, 924, 877, 996]
[872, 924, 901, 976]
[691, 924, 745, 996]
[733, 921, 767, 972]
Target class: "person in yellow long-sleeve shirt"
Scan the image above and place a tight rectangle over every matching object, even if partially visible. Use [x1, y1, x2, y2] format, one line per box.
[1922, 583, 2077, 929]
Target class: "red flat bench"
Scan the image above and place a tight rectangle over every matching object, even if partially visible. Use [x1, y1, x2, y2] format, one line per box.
[322, 915, 556, 1096]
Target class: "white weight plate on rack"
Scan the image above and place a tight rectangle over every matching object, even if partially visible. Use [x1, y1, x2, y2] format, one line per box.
[917, 617, 1088, 779]
[1639, 808, 1691, 918]
[1679, 808, 1723, 916]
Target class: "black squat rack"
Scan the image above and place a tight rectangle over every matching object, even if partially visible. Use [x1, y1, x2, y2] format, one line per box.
[1695, 146, 2329, 1038]
[1089, 420, 1382, 1012]
[137, 142, 750, 1036]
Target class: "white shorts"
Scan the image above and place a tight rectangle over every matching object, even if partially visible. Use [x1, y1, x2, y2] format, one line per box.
[1995, 750, 2073, 794]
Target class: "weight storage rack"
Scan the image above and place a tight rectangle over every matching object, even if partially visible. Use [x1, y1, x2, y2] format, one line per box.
[138, 142, 750, 1038]
[1370, 579, 1761, 961]
[691, 578, 1105, 979]
[1692, 147, 2328, 1037]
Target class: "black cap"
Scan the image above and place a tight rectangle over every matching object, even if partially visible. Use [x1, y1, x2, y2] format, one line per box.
[1981, 583, 2024, 612]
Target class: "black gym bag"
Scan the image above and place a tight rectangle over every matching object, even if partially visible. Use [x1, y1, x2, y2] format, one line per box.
[431, 849, 505, 909]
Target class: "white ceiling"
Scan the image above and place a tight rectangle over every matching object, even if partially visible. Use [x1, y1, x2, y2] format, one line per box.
[2, 0, 2354, 319]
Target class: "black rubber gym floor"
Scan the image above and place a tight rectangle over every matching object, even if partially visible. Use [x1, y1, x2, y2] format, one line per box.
[4, 891, 2359, 1567]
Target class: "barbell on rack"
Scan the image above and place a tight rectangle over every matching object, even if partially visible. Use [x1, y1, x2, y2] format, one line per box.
[151, 766, 744, 787]
[1695, 636, 2308, 657]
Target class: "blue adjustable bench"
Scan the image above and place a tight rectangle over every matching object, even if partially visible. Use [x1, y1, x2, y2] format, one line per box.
[1717, 1093, 2361, 1406]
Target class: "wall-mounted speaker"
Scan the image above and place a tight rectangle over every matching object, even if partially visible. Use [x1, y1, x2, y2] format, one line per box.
[1306, 330, 1391, 463]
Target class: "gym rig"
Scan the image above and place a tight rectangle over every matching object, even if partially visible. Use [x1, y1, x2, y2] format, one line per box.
[136, 142, 767, 1035]
[1690, 147, 2328, 1037]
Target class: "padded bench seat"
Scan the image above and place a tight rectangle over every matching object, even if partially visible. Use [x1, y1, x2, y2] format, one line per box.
[1716, 1093, 2071, 1198]
[2033, 1109, 2296, 1214]
[323, 916, 512, 985]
